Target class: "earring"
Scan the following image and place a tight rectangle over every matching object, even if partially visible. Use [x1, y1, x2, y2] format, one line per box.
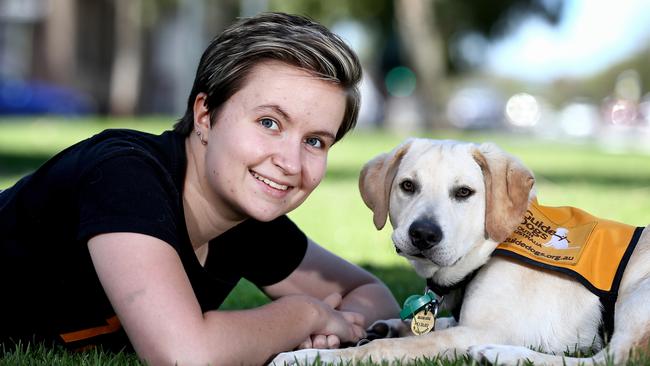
[196, 130, 208, 145]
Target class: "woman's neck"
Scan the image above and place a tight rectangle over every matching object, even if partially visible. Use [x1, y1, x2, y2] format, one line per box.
[182, 136, 245, 250]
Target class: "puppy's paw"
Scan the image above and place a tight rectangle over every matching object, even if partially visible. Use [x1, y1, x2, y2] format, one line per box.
[269, 349, 341, 366]
[468, 344, 536, 365]
[366, 318, 411, 340]
[433, 316, 457, 331]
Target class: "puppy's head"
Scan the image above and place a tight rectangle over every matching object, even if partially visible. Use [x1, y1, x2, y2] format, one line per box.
[359, 139, 534, 279]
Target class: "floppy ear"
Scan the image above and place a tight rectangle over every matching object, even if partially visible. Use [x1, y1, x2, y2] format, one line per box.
[359, 141, 412, 230]
[472, 143, 535, 242]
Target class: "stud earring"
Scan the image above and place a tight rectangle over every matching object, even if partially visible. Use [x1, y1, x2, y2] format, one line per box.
[196, 130, 207, 145]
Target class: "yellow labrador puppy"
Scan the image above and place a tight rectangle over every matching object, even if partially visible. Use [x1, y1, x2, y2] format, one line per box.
[272, 139, 650, 365]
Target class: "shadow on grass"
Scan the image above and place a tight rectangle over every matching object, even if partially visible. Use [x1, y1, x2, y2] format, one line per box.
[361, 263, 425, 304]
[221, 263, 425, 311]
[323, 166, 362, 182]
[0, 151, 50, 177]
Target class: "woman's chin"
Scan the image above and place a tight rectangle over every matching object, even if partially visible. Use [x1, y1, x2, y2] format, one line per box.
[244, 205, 287, 222]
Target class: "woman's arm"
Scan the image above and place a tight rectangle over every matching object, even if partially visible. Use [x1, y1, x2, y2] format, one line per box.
[263, 238, 401, 346]
[89, 232, 363, 366]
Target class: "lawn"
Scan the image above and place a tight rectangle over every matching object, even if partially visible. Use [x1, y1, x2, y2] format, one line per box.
[1, 117, 650, 365]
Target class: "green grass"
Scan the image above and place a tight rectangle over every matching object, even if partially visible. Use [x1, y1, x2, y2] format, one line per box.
[0, 342, 142, 365]
[2, 117, 650, 365]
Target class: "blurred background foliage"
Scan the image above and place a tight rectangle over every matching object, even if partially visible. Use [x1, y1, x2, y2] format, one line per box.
[2, 0, 650, 240]
[1, 0, 649, 145]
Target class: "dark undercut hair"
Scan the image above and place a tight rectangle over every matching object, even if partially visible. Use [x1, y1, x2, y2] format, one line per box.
[173, 12, 362, 143]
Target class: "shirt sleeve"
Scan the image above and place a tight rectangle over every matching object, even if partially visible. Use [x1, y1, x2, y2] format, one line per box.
[206, 215, 308, 287]
[76, 153, 181, 249]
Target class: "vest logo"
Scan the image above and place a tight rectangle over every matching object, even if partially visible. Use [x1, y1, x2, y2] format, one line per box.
[499, 204, 596, 265]
[543, 227, 577, 250]
[521, 209, 554, 240]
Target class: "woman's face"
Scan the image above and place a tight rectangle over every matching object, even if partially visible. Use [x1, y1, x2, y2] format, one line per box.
[203, 61, 346, 222]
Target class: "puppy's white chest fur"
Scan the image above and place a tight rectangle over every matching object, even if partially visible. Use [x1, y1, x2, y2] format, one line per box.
[462, 257, 603, 353]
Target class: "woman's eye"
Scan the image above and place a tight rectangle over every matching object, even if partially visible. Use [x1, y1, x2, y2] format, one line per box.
[305, 137, 322, 148]
[259, 118, 279, 130]
[454, 186, 474, 199]
[400, 180, 415, 193]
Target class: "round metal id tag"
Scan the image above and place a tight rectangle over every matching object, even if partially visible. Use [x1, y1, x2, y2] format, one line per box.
[411, 308, 435, 335]
[400, 290, 441, 336]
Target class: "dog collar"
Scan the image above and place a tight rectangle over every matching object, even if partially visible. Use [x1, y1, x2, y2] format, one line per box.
[426, 271, 477, 296]
[424, 270, 480, 322]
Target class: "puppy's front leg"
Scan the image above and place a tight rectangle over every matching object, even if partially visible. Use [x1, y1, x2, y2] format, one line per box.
[271, 325, 498, 365]
[365, 318, 412, 339]
[364, 315, 457, 342]
[434, 316, 457, 330]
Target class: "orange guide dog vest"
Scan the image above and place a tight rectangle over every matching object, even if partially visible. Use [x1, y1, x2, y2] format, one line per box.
[493, 199, 644, 338]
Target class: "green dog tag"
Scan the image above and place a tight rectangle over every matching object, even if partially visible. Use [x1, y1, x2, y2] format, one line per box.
[400, 291, 436, 320]
[400, 290, 441, 335]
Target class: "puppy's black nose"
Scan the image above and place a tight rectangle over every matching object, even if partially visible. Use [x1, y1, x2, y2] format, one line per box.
[408, 219, 443, 250]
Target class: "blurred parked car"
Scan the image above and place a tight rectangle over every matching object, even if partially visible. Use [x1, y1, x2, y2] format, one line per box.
[0, 79, 95, 115]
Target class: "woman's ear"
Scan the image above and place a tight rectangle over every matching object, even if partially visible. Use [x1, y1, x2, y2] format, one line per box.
[359, 140, 412, 230]
[193, 93, 211, 134]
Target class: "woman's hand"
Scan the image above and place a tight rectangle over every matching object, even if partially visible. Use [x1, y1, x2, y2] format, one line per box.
[297, 293, 365, 349]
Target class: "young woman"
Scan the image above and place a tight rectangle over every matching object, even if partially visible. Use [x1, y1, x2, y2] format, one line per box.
[0, 12, 400, 365]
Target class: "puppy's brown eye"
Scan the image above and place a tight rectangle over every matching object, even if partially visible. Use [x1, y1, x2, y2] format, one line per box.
[400, 180, 415, 193]
[454, 186, 474, 199]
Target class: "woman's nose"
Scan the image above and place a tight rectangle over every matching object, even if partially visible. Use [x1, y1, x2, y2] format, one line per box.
[271, 141, 301, 175]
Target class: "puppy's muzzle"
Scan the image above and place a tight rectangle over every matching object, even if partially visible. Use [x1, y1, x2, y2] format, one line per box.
[408, 218, 443, 250]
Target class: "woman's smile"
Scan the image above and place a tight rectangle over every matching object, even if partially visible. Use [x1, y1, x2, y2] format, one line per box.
[249, 170, 293, 192]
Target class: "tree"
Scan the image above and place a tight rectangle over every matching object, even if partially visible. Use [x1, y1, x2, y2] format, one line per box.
[109, 0, 143, 115]
[269, 0, 564, 129]
[396, 0, 563, 128]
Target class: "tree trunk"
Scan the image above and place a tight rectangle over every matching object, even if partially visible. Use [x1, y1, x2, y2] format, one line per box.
[395, 0, 449, 129]
[44, 0, 76, 84]
[109, 0, 143, 115]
